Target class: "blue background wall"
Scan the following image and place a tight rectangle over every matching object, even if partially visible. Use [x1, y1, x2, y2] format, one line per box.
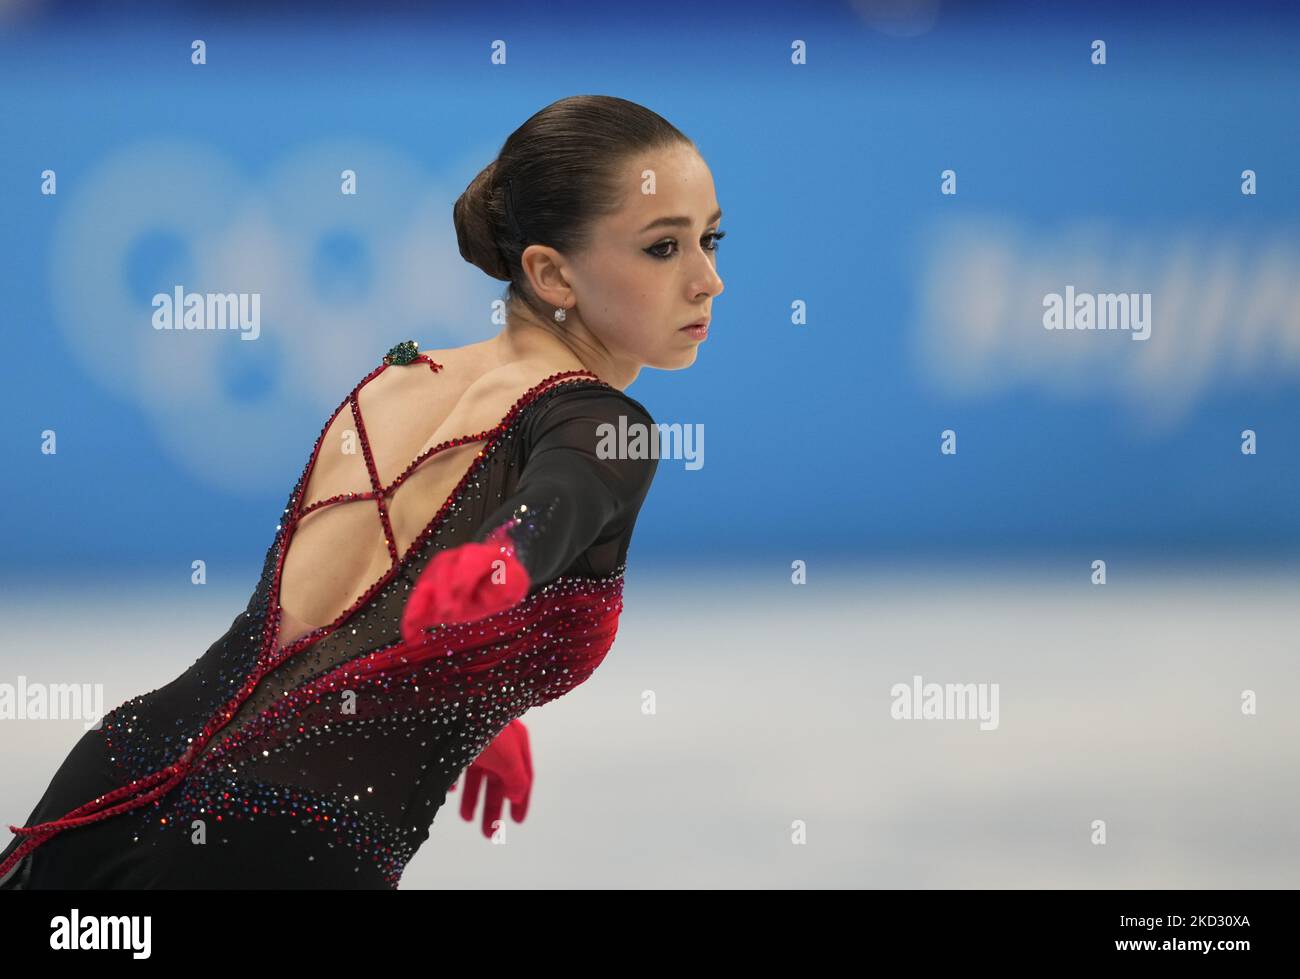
[2, 0, 1297, 577]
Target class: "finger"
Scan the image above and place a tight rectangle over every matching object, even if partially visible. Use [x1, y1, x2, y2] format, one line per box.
[511, 778, 531, 823]
[481, 776, 505, 840]
[513, 724, 533, 822]
[460, 767, 484, 823]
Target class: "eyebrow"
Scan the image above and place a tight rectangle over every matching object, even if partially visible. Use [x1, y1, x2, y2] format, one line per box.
[638, 207, 723, 233]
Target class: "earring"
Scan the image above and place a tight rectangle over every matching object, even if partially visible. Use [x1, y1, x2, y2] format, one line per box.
[553, 306, 567, 323]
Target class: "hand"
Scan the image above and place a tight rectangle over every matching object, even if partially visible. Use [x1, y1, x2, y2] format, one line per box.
[401, 523, 531, 644]
[448, 719, 533, 839]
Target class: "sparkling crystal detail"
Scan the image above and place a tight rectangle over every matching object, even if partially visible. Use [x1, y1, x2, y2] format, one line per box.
[382, 339, 421, 366]
[0, 354, 652, 891]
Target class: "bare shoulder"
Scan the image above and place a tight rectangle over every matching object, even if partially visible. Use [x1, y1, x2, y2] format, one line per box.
[406, 340, 482, 374]
[409, 341, 579, 387]
[407, 342, 593, 436]
[461, 357, 593, 408]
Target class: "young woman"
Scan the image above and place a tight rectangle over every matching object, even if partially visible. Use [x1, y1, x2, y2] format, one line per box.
[0, 94, 724, 889]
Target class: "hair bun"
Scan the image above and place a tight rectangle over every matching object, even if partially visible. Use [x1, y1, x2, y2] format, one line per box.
[453, 161, 511, 282]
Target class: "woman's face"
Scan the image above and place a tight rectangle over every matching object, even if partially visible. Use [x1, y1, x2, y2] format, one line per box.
[530, 143, 725, 373]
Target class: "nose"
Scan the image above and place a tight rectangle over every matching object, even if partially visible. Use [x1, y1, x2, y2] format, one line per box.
[693, 252, 724, 299]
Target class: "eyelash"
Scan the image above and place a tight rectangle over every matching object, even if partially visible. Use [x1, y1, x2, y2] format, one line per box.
[646, 230, 727, 259]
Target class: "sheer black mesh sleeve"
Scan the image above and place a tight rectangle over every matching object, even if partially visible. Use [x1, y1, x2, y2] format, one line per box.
[470, 385, 659, 593]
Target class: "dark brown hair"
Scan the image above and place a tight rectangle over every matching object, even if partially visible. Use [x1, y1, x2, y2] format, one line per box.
[453, 95, 694, 322]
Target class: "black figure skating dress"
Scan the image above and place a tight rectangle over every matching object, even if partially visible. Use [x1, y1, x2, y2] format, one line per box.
[0, 340, 657, 889]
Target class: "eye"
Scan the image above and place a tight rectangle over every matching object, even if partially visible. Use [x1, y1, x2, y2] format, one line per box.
[646, 230, 727, 259]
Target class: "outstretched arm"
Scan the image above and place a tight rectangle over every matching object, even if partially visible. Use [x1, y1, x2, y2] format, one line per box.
[401, 387, 657, 642]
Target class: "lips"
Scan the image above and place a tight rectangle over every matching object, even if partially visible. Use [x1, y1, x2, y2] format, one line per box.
[681, 318, 710, 330]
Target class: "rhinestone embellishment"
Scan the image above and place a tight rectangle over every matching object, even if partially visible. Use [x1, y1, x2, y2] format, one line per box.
[383, 339, 421, 366]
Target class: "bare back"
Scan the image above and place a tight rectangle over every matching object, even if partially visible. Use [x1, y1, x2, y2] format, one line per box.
[275, 342, 590, 648]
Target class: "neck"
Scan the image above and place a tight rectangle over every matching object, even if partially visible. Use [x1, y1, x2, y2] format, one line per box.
[494, 305, 639, 392]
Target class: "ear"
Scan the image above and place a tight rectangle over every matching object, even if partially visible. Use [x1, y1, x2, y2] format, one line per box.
[519, 243, 573, 308]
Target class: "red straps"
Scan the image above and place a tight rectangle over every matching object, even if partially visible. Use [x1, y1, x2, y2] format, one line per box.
[1, 760, 191, 880]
